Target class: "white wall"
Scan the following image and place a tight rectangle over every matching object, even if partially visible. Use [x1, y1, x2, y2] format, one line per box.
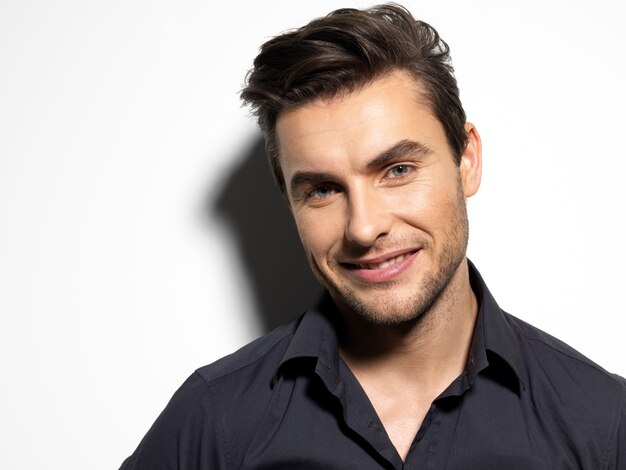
[1, 1, 624, 468]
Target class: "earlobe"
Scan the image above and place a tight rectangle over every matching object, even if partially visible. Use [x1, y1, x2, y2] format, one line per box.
[460, 123, 482, 197]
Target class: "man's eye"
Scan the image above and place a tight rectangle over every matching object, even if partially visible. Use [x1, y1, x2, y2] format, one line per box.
[387, 164, 413, 178]
[309, 184, 337, 199]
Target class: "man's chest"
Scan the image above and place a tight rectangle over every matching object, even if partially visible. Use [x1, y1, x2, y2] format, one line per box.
[229, 373, 603, 470]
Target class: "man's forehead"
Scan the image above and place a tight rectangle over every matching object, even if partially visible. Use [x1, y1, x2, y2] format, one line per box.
[277, 69, 429, 128]
[276, 70, 433, 141]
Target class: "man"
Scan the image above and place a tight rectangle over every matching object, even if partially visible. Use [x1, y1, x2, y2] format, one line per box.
[121, 4, 625, 469]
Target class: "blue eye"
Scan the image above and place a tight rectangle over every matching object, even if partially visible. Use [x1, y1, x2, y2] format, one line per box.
[388, 165, 412, 178]
[310, 184, 336, 198]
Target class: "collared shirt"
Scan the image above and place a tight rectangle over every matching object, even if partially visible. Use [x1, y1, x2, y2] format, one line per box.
[121, 262, 626, 469]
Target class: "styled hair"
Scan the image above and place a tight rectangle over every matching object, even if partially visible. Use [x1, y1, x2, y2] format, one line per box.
[241, 3, 467, 194]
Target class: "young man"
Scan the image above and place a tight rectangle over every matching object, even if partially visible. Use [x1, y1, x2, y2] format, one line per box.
[121, 5, 626, 469]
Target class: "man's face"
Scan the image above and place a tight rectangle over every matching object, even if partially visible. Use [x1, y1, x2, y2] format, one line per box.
[276, 70, 481, 325]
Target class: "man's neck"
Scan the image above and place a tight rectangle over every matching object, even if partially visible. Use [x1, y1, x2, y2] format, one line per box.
[338, 260, 479, 393]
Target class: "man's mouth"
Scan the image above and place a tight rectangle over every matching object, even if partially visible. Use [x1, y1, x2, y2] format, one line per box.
[340, 249, 420, 283]
[352, 251, 415, 270]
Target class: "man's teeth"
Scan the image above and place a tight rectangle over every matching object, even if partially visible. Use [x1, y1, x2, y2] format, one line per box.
[359, 253, 408, 270]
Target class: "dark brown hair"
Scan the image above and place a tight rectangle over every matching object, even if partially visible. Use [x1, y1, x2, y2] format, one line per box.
[241, 3, 467, 194]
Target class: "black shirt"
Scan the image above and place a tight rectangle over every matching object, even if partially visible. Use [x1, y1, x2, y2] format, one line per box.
[121, 262, 626, 469]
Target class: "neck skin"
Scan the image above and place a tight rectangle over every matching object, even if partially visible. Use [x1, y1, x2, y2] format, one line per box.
[338, 259, 478, 395]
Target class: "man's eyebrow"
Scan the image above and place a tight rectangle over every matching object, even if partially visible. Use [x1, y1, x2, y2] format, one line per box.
[365, 139, 432, 171]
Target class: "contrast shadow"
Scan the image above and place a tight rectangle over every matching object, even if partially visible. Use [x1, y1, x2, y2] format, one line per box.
[212, 137, 322, 333]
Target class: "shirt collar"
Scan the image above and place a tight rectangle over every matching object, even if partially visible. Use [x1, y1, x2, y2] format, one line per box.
[277, 292, 343, 389]
[467, 259, 527, 389]
[277, 260, 527, 391]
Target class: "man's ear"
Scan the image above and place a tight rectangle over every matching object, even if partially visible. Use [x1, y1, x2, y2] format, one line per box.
[459, 122, 482, 197]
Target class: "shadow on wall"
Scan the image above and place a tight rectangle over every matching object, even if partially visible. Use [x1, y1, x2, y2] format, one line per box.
[212, 137, 322, 333]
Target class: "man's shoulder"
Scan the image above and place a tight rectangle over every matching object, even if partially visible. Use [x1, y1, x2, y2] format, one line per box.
[499, 310, 626, 466]
[157, 316, 302, 421]
[119, 318, 304, 469]
[503, 309, 626, 403]
[195, 317, 300, 387]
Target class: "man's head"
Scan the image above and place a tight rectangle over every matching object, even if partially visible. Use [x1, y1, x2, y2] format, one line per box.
[241, 4, 481, 326]
[241, 3, 468, 194]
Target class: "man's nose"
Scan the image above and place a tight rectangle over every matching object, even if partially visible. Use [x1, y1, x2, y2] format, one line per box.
[344, 187, 392, 247]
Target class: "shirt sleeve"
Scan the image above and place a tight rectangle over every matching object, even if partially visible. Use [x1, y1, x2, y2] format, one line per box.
[605, 375, 626, 470]
[119, 372, 228, 470]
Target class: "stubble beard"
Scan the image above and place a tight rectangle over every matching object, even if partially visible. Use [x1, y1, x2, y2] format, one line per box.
[322, 183, 469, 329]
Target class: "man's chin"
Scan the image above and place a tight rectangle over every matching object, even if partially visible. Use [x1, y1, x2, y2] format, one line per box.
[329, 286, 430, 327]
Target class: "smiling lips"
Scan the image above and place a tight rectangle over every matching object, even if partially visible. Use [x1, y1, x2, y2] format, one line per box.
[342, 249, 419, 283]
